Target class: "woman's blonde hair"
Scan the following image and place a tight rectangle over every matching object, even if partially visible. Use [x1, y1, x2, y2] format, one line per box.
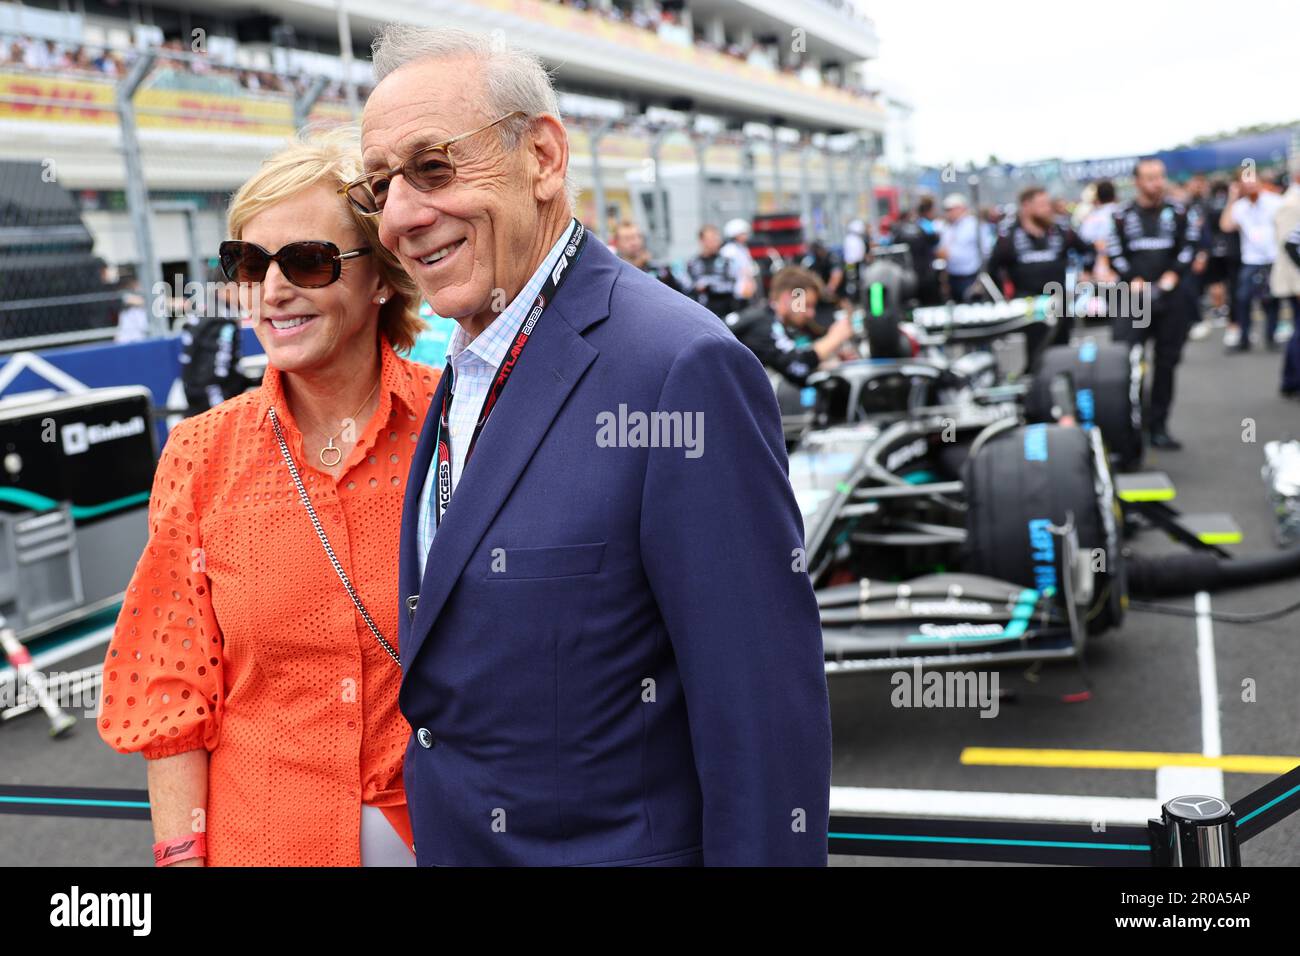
[226, 125, 423, 352]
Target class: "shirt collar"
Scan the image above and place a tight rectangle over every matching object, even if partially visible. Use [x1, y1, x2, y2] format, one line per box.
[443, 218, 578, 370]
[256, 332, 417, 431]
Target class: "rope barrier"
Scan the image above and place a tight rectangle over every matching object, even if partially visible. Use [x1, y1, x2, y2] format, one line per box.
[4, 763, 1297, 865]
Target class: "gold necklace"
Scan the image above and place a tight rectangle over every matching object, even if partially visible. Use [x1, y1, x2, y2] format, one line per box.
[314, 379, 379, 468]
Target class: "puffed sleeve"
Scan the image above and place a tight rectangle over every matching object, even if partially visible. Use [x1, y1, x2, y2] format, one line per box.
[98, 418, 223, 759]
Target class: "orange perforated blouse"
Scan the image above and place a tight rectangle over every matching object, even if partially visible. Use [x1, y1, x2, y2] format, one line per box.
[98, 334, 440, 866]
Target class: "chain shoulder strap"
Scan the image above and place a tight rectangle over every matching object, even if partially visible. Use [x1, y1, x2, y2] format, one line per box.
[268, 405, 401, 667]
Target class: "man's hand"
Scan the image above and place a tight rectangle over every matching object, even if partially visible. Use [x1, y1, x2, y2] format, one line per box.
[813, 314, 854, 361]
[1157, 270, 1179, 292]
[1192, 251, 1208, 275]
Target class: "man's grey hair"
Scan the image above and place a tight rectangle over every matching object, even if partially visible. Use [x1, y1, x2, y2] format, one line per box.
[371, 25, 578, 209]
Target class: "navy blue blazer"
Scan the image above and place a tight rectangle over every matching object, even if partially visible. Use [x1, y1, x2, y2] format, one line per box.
[397, 236, 831, 866]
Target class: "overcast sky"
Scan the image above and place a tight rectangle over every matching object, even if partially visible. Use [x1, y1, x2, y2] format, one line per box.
[864, 0, 1298, 167]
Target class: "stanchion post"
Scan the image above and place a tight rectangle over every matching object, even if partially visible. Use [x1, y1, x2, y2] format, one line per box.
[335, 0, 359, 119]
[115, 48, 162, 337]
[798, 138, 813, 239]
[824, 141, 841, 242]
[1150, 795, 1241, 866]
[689, 124, 713, 234]
[293, 75, 329, 131]
[649, 126, 672, 260]
[150, 200, 204, 295]
[589, 117, 615, 243]
[768, 120, 783, 210]
[860, 133, 878, 239]
[742, 135, 758, 223]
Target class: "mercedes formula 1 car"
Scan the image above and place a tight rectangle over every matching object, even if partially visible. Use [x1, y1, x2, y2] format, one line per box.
[784, 289, 1298, 676]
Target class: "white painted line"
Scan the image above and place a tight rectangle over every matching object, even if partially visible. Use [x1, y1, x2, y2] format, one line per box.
[830, 786, 1159, 825]
[0, 351, 89, 396]
[1156, 766, 1225, 804]
[1194, 591, 1222, 759]
[0, 625, 114, 686]
[1173, 590, 1226, 801]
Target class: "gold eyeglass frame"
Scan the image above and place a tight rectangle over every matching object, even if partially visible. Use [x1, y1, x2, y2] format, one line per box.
[340, 111, 529, 216]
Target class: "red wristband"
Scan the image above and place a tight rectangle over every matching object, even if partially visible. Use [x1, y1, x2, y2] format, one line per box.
[154, 833, 206, 866]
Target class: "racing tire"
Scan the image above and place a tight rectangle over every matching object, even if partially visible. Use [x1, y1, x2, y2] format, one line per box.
[1025, 340, 1144, 470]
[963, 423, 1124, 635]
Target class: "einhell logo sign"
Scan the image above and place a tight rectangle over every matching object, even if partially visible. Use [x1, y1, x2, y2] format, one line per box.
[60, 416, 146, 456]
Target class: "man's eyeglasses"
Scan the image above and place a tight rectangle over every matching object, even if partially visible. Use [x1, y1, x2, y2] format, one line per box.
[340, 110, 528, 217]
[218, 240, 371, 288]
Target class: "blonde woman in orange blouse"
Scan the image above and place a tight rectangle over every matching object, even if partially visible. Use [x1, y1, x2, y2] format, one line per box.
[98, 129, 440, 866]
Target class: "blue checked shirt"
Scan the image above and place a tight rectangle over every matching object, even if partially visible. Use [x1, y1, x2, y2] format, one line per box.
[416, 219, 577, 579]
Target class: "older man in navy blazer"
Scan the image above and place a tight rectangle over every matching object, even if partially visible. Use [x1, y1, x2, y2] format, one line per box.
[360, 24, 831, 866]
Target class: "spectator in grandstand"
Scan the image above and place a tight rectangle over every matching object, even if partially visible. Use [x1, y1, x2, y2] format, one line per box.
[612, 219, 683, 292]
[356, 22, 830, 867]
[725, 265, 852, 386]
[17, 37, 52, 71]
[721, 216, 759, 305]
[938, 193, 981, 302]
[98, 129, 435, 867]
[1220, 169, 1284, 351]
[69, 46, 93, 72]
[686, 223, 738, 319]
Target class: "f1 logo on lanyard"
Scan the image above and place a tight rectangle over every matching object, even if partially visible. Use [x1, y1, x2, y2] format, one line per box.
[432, 219, 587, 528]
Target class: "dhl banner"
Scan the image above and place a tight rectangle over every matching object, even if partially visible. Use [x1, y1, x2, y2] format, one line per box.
[1, 70, 834, 181]
[0, 71, 351, 136]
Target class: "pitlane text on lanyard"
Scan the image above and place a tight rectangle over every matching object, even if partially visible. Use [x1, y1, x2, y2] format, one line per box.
[433, 219, 588, 527]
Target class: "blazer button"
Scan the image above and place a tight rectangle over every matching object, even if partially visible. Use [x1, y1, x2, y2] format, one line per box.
[417, 727, 434, 749]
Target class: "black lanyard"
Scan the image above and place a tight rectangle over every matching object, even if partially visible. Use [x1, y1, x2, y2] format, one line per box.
[433, 219, 587, 527]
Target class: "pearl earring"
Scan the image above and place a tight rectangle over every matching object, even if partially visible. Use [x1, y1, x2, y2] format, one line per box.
[377, 296, 387, 305]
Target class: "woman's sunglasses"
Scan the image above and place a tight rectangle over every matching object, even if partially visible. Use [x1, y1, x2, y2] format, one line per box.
[218, 240, 371, 289]
[340, 110, 527, 217]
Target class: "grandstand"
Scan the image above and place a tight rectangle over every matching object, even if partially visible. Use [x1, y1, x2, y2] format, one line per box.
[0, 0, 890, 303]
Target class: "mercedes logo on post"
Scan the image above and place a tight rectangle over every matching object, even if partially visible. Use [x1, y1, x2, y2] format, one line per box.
[1165, 795, 1231, 822]
[1161, 794, 1239, 866]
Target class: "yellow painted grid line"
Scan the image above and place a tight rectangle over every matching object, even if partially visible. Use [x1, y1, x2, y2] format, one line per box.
[960, 748, 1299, 776]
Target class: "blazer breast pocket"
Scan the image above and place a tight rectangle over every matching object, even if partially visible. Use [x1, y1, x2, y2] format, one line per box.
[483, 542, 606, 580]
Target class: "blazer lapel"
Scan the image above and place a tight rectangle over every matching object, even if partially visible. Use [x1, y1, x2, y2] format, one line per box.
[401, 239, 619, 673]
